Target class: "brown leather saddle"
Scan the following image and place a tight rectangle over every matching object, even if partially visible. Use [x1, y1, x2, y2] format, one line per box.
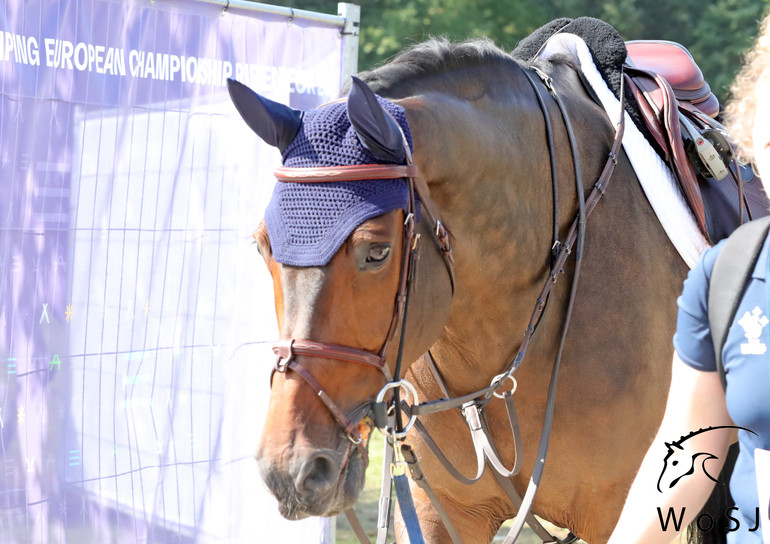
[624, 40, 769, 243]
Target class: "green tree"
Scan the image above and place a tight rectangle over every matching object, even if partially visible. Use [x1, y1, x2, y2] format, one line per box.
[550, 0, 770, 97]
[263, 0, 769, 99]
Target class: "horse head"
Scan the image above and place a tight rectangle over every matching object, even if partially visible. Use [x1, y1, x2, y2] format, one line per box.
[229, 77, 453, 518]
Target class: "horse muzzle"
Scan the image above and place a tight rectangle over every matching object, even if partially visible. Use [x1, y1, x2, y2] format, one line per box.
[257, 444, 366, 519]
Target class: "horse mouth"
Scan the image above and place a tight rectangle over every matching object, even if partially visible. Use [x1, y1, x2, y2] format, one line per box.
[261, 444, 368, 520]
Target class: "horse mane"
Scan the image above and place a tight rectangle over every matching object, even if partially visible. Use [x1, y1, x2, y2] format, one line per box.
[357, 37, 531, 95]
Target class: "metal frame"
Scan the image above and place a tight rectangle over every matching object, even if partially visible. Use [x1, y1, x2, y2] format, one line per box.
[182, 1, 360, 87]
[191, 0, 346, 26]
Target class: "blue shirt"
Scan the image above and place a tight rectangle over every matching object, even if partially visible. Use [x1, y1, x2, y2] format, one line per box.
[674, 237, 770, 541]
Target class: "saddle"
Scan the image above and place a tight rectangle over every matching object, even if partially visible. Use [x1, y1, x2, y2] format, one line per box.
[624, 40, 769, 243]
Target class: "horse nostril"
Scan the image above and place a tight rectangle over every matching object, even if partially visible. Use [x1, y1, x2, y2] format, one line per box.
[294, 451, 339, 496]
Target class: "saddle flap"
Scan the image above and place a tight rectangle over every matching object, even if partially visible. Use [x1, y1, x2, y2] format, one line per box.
[625, 67, 708, 234]
[626, 40, 719, 117]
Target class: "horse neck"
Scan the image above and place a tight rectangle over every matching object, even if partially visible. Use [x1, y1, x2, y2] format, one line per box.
[407, 66, 557, 268]
[400, 60, 646, 393]
[393, 65, 560, 388]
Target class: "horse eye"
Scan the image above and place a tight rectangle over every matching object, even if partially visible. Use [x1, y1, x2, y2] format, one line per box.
[366, 244, 391, 263]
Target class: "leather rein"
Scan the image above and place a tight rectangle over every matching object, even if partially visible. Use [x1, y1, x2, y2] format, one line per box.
[268, 66, 626, 543]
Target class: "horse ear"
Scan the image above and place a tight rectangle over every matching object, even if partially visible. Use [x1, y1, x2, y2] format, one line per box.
[227, 78, 302, 154]
[347, 76, 406, 163]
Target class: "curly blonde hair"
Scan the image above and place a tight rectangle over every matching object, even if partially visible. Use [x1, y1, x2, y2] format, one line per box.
[724, 13, 770, 163]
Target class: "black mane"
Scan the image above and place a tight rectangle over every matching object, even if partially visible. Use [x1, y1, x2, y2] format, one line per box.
[357, 37, 524, 95]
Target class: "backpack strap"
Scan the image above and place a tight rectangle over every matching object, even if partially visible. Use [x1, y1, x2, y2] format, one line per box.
[708, 216, 770, 389]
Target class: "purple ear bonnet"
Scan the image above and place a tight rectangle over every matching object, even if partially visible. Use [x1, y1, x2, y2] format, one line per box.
[264, 95, 414, 267]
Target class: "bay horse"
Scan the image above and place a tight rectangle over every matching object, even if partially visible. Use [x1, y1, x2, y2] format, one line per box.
[236, 37, 690, 543]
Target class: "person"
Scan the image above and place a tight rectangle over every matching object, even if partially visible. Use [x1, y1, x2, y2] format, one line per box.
[607, 13, 770, 544]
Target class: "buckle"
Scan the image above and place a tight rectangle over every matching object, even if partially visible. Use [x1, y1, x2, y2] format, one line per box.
[274, 339, 295, 373]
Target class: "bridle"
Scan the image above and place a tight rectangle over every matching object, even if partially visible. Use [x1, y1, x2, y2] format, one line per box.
[270, 152, 456, 461]
[268, 65, 627, 544]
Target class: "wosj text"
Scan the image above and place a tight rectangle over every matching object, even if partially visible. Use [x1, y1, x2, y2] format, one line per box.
[657, 506, 763, 533]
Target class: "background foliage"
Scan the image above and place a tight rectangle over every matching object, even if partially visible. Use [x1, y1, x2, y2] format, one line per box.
[269, 0, 770, 100]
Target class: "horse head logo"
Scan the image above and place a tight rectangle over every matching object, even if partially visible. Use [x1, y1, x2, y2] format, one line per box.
[656, 426, 756, 492]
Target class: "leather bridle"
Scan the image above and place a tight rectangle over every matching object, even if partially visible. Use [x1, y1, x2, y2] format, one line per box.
[270, 149, 456, 460]
[267, 65, 627, 543]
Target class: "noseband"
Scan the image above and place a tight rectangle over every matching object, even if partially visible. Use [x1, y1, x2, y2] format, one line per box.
[270, 153, 455, 458]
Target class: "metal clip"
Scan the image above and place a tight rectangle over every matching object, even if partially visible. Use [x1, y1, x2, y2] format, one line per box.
[461, 401, 483, 431]
[595, 181, 606, 195]
[390, 434, 407, 477]
[273, 339, 295, 373]
[375, 380, 419, 439]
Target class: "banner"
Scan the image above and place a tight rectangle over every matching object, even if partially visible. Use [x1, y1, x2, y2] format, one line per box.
[0, 0, 345, 541]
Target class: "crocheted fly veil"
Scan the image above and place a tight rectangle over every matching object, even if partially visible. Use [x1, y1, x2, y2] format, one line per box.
[227, 77, 415, 267]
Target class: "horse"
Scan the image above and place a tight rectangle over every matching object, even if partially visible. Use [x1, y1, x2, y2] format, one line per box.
[234, 36, 692, 543]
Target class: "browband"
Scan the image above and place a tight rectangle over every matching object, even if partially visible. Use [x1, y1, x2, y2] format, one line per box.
[274, 164, 418, 183]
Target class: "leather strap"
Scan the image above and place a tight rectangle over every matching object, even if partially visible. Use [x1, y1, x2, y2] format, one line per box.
[275, 163, 418, 182]
[400, 444, 464, 544]
[376, 431, 395, 544]
[624, 67, 707, 235]
[462, 402, 520, 478]
[501, 63, 626, 544]
[273, 356, 369, 462]
[490, 470, 560, 543]
[345, 508, 373, 544]
[273, 339, 388, 373]
[502, 391, 524, 477]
